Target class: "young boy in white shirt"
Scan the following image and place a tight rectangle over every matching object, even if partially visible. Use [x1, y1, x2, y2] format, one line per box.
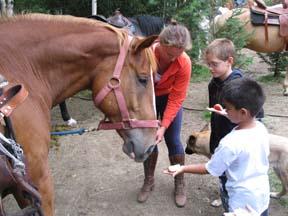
[164, 78, 270, 216]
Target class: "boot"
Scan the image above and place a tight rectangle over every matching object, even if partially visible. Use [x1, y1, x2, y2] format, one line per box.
[169, 154, 186, 207]
[137, 152, 158, 203]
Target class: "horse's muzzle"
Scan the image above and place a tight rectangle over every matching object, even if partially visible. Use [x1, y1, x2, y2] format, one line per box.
[122, 140, 156, 162]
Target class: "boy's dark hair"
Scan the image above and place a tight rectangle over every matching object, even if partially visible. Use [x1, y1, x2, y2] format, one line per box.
[221, 78, 265, 117]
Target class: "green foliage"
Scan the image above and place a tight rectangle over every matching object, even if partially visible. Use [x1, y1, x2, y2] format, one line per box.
[265, 0, 282, 6]
[257, 73, 285, 84]
[202, 110, 211, 122]
[192, 64, 211, 82]
[214, 9, 253, 69]
[15, 0, 91, 16]
[77, 90, 92, 98]
[257, 52, 288, 77]
[173, 0, 210, 60]
[14, 0, 49, 13]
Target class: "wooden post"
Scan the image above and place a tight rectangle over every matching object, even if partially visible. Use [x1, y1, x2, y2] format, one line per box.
[92, 0, 97, 15]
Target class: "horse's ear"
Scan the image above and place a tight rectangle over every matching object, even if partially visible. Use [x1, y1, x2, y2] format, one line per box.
[133, 35, 158, 53]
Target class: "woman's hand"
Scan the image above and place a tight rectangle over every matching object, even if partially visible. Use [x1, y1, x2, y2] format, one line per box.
[155, 126, 166, 144]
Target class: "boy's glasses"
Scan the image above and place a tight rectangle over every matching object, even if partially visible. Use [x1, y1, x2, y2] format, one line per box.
[206, 60, 226, 68]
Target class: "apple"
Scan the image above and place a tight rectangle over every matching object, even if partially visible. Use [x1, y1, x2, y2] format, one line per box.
[213, 104, 223, 111]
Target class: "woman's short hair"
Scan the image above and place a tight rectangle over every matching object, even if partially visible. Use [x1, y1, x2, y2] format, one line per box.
[159, 23, 192, 50]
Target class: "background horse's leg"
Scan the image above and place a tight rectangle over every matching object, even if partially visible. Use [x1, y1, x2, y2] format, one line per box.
[283, 66, 288, 96]
[59, 101, 77, 126]
[0, 198, 4, 215]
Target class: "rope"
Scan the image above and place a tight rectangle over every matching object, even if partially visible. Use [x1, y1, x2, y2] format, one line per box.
[183, 106, 288, 118]
[72, 95, 91, 101]
[51, 127, 96, 136]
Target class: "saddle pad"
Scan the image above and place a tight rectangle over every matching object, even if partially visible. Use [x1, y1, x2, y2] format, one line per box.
[280, 14, 288, 37]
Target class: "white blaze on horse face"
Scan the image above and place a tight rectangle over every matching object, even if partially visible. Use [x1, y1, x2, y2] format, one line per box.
[150, 68, 156, 115]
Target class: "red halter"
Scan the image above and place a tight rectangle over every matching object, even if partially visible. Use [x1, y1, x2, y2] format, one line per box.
[94, 36, 159, 130]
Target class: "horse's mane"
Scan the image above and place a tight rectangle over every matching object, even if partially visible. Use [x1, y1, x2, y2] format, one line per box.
[133, 15, 164, 36]
[145, 48, 157, 74]
[0, 13, 127, 46]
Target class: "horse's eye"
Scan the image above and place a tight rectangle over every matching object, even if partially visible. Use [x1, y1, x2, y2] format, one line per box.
[138, 77, 148, 86]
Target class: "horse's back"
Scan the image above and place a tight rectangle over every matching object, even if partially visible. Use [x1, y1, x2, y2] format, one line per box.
[215, 8, 287, 52]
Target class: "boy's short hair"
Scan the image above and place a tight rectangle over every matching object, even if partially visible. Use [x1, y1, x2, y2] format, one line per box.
[221, 78, 265, 117]
[204, 38, 235, 61]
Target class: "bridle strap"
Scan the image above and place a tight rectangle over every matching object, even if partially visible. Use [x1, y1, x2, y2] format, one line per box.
[94, 36, 130, 108]
[93, 36, 159, 130]
[97, 119, 159, 130]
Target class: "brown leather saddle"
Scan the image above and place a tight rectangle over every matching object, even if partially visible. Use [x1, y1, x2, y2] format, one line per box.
[106, 9, 133, 28]
[0, 83, 28, 118]
[0, 76, 44, 216]
[251, 0, 288, 46]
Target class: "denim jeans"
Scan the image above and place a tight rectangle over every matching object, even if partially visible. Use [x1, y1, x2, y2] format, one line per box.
[234, 0, 246, 7]
[153, 94, 184, 156]
[219, 174, 229, 212]
[261, 208, 269, 216]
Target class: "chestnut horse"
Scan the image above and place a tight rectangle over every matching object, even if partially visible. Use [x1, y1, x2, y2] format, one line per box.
[0, 13, 158, 215]
[58, 13, 166, 126]
[215, 4, 288, 96]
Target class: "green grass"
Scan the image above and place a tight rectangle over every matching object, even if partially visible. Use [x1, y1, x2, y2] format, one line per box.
[202, 110, 211, 122]
[257, 73, 285, 84]
[192, 63, 211, 82]
[269, 169, 288, 208]
[50, 124, 72, 149]
[75, 90, 92, 99]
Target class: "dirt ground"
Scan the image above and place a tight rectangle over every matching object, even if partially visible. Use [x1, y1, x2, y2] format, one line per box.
[4, 50, 288, 215]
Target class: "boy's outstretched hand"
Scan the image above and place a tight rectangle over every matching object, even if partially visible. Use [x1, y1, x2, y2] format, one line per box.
[163, 164, 182, 177]
[207, 104, 227, 116]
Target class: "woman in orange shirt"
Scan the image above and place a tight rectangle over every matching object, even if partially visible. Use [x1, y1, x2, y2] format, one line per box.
[137, 23, 192, 207]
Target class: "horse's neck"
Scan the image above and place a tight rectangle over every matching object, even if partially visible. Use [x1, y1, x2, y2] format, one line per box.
[0, 16, 121, 107]
[45, 44, 124, 107]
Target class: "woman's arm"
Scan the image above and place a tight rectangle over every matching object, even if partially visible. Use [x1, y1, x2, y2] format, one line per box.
[161, 59, 191, 128]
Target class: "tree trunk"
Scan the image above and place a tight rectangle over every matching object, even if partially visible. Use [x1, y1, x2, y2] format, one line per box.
[0, 0, 6, 16]
[274, 54, 281, 77]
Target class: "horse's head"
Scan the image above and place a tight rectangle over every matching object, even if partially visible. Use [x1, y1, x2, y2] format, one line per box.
[92, 34, 158, 162]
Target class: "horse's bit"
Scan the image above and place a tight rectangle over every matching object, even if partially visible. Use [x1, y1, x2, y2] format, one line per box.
[94, 36, 159, 130]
